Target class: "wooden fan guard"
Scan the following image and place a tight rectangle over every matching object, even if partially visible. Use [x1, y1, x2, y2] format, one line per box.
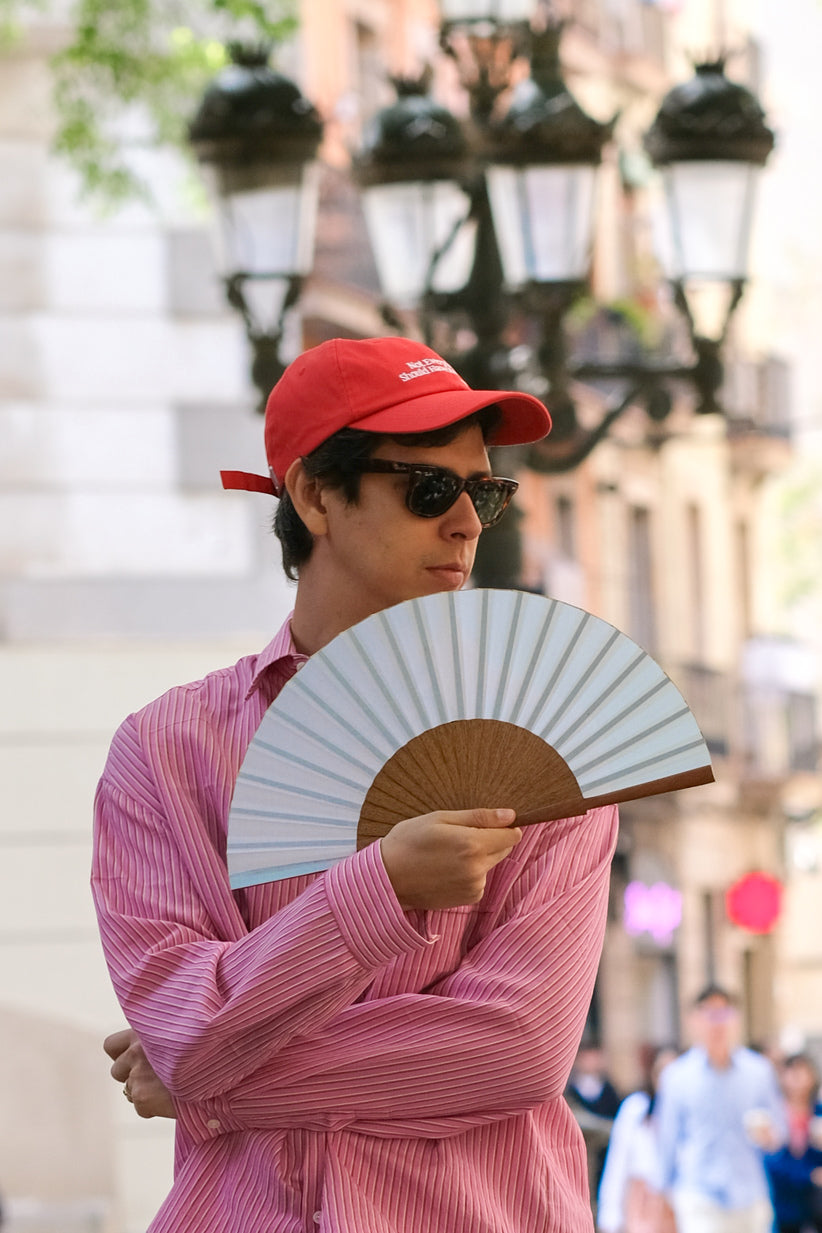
[357, 718, 713, 847]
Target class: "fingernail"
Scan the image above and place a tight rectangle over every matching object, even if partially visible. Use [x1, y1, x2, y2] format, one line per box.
[494, 809, 516, 823]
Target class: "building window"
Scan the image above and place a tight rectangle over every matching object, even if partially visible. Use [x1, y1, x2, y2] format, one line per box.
[736, 518, 753, 641]
[354, 20, 384, 131]
[628, 505, 657, 652]
[686, 502, 706, 660]
[555, 494, 576, 559]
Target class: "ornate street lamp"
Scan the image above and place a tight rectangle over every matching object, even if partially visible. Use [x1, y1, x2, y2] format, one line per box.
[644, 57, 776, 415]
[188, 43, 323, 410]
[353, 16, 775, 469]
[355, 69, 476, 314]
[188, 13, 775, 477]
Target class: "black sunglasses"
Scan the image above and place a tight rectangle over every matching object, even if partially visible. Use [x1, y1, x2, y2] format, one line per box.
[353, 460, 518, 528]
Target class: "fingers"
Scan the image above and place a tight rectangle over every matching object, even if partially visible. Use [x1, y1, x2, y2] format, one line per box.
[104, 1027, 137, 1061]
[104, 1027, 144, 1083]
[441, 808, 518, 830]
[380, 808, 523, 910]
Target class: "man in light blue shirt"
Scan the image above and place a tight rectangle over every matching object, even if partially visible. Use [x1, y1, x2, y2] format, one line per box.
[656, 984, 786, 1233]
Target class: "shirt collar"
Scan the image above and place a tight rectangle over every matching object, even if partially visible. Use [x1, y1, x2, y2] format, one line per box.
[246, 612, 309, 700]
[693, 1045, 740, 1071]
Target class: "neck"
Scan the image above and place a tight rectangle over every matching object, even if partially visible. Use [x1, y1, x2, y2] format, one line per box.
[705, 1044, 733, 1069]
[290, 590, 351, 657]
[289, 562, 381, 656]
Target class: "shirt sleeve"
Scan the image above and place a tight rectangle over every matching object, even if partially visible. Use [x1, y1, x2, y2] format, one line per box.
[760, 1059, 789, 1145]
[92, 715, 434, 1104]
[596, 1094, 645, 1233]
[173, 805, 618, 1140]
[654, 1066, 682, 1193]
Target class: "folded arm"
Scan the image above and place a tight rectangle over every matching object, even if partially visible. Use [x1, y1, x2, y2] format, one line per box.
[93, 753, 432, 1102]
[176, 808, 617, 1140]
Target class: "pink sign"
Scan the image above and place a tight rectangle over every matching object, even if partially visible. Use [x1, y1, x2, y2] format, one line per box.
[624, 881, 682, 945]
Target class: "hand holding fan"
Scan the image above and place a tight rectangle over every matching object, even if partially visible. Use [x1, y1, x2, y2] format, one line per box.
[227, 589, 714, 888]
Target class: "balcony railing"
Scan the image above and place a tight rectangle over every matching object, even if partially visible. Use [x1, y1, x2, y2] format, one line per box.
[668, 654, 819, 778]
[671, 662, 733, 760]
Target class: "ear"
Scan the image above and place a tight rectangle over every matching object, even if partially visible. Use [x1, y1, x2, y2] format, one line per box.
[284, 458, 329, 537]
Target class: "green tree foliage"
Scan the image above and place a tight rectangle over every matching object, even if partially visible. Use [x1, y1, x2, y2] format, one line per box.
[776, 461, 822, 612]
[0, 0, 296, 205]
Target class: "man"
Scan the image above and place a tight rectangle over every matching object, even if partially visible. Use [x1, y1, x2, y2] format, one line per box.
[655, 983, 786, 1233]
[566, 1043, 622, 1193]
[94, 336, 618, 1232]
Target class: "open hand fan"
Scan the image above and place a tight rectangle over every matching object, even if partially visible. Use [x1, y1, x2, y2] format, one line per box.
[227, 589, 714, 888]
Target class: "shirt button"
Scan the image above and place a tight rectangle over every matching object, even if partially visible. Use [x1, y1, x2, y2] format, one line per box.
[312, 1214, 322, 1225]
[206, 1119, 221, 1131]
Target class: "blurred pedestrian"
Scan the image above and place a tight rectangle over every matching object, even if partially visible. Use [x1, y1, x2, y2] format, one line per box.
[762, 1051, 822, 1233]
[568, 1043, 623, 1189]
[569, 1044, 623, 1122]
[597, 1045, 679, 1233]
[656, 983, 786, 1233]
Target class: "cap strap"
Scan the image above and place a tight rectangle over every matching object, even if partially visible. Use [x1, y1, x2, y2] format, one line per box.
[220, 470, 277, 496]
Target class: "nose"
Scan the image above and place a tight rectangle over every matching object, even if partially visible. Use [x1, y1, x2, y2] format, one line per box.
[441, 489, 483, 540]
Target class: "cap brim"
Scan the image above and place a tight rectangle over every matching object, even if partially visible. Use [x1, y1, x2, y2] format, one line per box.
[350, 386, 551, 446]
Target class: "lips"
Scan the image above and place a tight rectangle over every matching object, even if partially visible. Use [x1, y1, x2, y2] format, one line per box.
[426, 562, 468, 588]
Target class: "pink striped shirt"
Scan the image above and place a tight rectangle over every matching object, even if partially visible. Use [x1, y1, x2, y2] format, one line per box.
[92, 616, 618, 1233]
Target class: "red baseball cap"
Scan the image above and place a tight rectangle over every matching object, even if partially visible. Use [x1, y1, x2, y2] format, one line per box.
[221, 336, 551, 496]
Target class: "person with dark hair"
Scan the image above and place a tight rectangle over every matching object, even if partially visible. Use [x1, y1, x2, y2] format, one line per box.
[656, 983, 786, 1233]
[596, 1044, 679, 1233]
[567, 1044, 623, 1191]
[762, 1052, 822, 1233]
[95, 337, 619, 1233]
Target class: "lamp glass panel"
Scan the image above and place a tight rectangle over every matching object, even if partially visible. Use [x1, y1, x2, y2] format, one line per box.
[362, 180, 476, 306]
[213, 162, 320, 277]
[439, 0, 537, 20]
[663, 160, 758, 280]
[240, 278, 291, 335]
[486, 164, 596, 286]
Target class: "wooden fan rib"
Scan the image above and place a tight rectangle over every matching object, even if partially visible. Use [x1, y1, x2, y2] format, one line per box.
[318, 650, 412, 754]
[537, 625, 621, 736]
[377, 608, 434, 731]
[490, 590, 525, 717]
[412, 601, 449, 725]
[577, 737, 709, 794]
[237, 770, 361, 808]
[521, 611, 592, 732]
[507, 599, 559, 722]
[572, 706, 695, 783]
[263, 710, 379, 777]
[558, 676, 670, 766]
[347, 630, 418, 743]
[546, 639, 644, 748]
[358, 720, 587, 847]
[473, 590, 491, 715]
[516, 761, 715, 826]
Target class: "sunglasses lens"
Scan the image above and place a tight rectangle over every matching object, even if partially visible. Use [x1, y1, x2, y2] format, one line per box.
[471, 482, 511, 528]
[401, 468, 516, 526]
[407, 472, 462, 518]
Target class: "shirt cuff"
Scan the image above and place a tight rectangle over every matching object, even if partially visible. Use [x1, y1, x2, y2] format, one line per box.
[174, 1092, 244, 1141]
[323, 840, 433, 969]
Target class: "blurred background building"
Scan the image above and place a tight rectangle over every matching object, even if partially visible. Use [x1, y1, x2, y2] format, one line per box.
[1, 0, 820, 1228]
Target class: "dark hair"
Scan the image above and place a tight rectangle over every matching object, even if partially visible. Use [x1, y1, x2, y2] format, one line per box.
[273, 405, 503, 580]
[692, 983, 736, 1009]
[783, 1052, 820, 1077]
